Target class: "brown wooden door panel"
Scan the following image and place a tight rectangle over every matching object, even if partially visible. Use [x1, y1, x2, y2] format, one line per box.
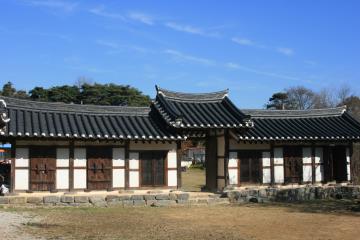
[87, 147, 112, 190]
[238, 151, 262, 184]
[284, 146, 302, 184]
[30, 147, 56, 191]
[332, 146, 347, 182]
[140, 151, 166, 187]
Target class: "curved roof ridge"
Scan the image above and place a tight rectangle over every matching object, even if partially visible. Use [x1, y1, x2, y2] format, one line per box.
[0, 96, 150, 115]
[155, 85, 229, 102]
[241, 106, 347, 118]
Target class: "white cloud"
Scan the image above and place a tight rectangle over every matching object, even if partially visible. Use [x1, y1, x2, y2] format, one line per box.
[164, 49, 215, 65]
[277, 47, 294, 56]
[24, 0, 78, 12]
[89, 5, 125, 19]
[225, 62, 299, 81]
[165, 22, 204, 35]
[231, 37, 255, 46]
[96, 40, 119, 49]
[128, 12, 154, 25]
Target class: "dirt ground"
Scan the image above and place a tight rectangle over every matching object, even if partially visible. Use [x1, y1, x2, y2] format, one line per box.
[181, 168, 205, 192]
[1, 200, 360, 240]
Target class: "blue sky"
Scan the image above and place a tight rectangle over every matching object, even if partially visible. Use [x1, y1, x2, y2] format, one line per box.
[0, 0, 359, 108]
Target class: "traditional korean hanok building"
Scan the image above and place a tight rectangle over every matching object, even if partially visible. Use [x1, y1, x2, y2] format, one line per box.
[0, 86, 360, 193]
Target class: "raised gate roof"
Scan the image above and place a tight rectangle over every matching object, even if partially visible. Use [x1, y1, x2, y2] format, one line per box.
[153, 86, 253, 129]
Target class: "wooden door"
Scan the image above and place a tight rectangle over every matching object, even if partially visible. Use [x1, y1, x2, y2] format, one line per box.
[238, 151, 262, 184]
[284, 146, 303, 184]
[87, 147, 112, 190]
[140, 151, 166, 187]
[30, 147, 56, 191]
[332, 146, 347, 182]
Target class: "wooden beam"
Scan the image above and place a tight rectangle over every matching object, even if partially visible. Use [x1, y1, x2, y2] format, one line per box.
[311, 145, 315, 184]
[224, 129, 229, 186]
[124, 140, 130, 189]
[176, 141, 182, 189]
[10, 140, 15, 193]
[270, 143, 275, 185]
[69, 141, 74, 191]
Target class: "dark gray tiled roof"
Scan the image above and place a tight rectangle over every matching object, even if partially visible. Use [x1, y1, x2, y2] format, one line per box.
[237, 108, 360, 141]
[154, 86, 253, 129]
[0, 96, 184, 140]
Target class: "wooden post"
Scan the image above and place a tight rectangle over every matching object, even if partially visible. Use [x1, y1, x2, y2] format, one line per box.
[224, 129, 229, 187]
[311, 145, 315, 184]
[124, 140, 130, 189]
[270, 143, 275, 185]
[69, 141, 74, 192]
[176, 141, 182, 189]
[10, 140, 15, 193]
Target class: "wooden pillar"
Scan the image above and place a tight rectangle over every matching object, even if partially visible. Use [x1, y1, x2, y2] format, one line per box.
[176, 141, 182, 189]
[10, 140, 15, 193]
[311, 145, 315, 184]
[124, 140, 130, 189]
[69, 141, 74, 192]
[270, 143, 275, 185]
[224, 129, 229, 186]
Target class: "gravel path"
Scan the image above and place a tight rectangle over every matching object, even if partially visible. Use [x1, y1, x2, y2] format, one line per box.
[0, 210, 41, 240]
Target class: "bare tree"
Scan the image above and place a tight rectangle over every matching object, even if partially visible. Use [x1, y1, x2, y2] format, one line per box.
[336, 84, 352, 105]
[286, 86, 316, 110]
[313, 88, 336, 108]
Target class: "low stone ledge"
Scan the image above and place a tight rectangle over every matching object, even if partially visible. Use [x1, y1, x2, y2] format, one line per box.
[9, 197, 27, 204]
[0, 197, 9, 204]
[130, 195, 144, 201]
[61, 196, 74, 203]
[155, 194, 170, 200]
[27, 197, 43, 204]
[44, 196, 60, 204]
[74, 196, 89, 203]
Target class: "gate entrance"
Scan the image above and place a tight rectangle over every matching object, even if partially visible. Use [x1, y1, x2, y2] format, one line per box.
[87, 147, 112, 190]
[30, 147, 56, 191]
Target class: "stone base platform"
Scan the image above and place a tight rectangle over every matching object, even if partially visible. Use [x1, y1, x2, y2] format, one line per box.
[226, 185, 360, 203]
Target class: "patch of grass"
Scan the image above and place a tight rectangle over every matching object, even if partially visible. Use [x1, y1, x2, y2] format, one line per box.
[181, 168, 205, 192]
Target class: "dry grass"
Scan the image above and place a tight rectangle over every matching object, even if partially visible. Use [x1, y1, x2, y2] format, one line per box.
[6, 200, 360, 240]
[181, 168, 205, 192]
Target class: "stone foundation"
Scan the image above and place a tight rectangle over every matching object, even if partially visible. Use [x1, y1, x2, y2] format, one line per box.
[0, 192, 230, 207]
[227, 185, 360, 203]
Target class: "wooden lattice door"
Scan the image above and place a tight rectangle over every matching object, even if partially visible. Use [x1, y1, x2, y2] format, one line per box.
[30, 147, 56, 191]
[140, 151, 166, 187]
[87, 147, 112, 190]
[284, 146, 303, 184]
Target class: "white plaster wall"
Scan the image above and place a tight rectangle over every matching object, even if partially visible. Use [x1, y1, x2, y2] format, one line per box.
[15, 148, 29, 167]
[274, 148, 284, 183]
[229, 169, 238, 185]
[262, 152, 271, 184]
[129, 152, 139, 170]
[263, 168, 271, 184]
[73, 169, 86, 189]
[74, 148, 86, 167]
[167, 150, 177, 168]
[129, 152, 139, 187]
[56, 169, 69, 189]
[113, 148, 125, 167]
[315, 147, 324, 182]
[228, 152, 238, 168]
[262, 151, 271, 167]
[346, 147, 351, 181]
[229, 139, 271, 150]
[167, 170, 177, 187]
[15, 169, 28, 190]
[130, 142, 176, 151]
[129, 171, 139, 187]
[302, 147, 312, 182]
[217, 158, 224, 176]
[56, 148, 69, 167]
[113, 169, 125, 188]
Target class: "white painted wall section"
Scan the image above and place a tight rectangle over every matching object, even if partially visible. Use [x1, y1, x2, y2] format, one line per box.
[73, 169, 87, 189]
[56, 148, 69, 167]
[129, 152, 139, 187]
[274, 147, 284, 184]
[167, 170, 177, 187]
[167, 150, 177, 187]
[315, 147, 324, 182]
[228, 152, 238, 185]
[15, 169, 28, 190]
[15, 148, 29, 167]
[262, 151, 271, 184]
[346, 147, 351, 181]
[74, 148, 86, 167]
[56, 169, 69, 189]
[302, 147, 312, 182]
[113, 169, 125, 188]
